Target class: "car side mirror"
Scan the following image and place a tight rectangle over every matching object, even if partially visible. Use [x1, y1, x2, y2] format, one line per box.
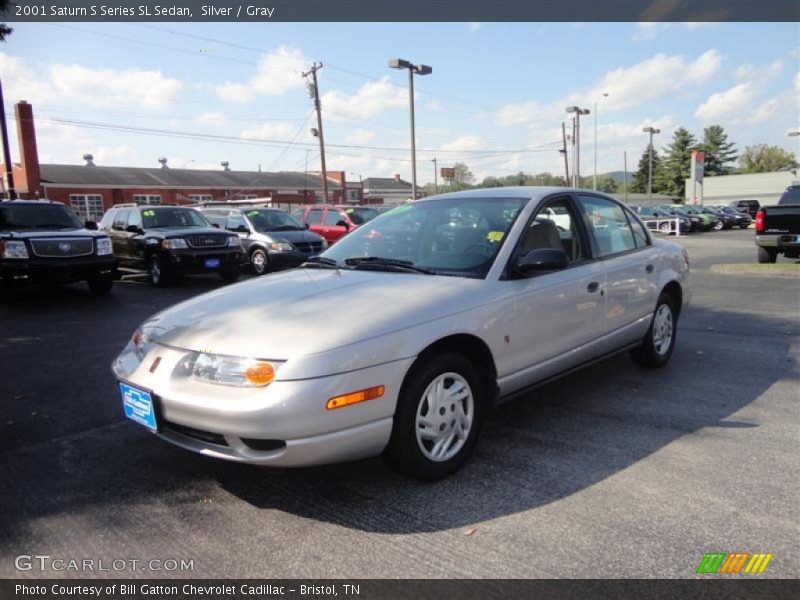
[211, 223, 220, 229]
[304, 223, 310, 229]
[232, 224, 250, 234]
[514, 248, 569, 276]
[125, 224, 142, 234]
[336, 219, 349, 230]
[85, 220, 98, 230]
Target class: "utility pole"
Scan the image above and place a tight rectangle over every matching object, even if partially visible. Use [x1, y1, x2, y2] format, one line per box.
[566, 106, 590, 188]
[302, 63, 329, 204]
[642, 127, 661, 201]
[432, 157, 438, 194]
[0, 78, 16, 200]
[623, 151, 628, 202]
[561, 122, 570, 186]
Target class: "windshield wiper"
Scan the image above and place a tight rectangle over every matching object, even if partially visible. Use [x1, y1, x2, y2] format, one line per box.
[344, 257, 434, 274]
[300, 255, 340, 269]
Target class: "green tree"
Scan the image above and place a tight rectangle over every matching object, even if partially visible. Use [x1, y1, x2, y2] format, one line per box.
[658, 128, 697, 197]
[0, 0, 12, 40]
[480, 176, 503, 188]
[451, 162, 474, 191]
[699, 125, 737, 176]
[739, 144, 798, 173]
[595, 175, 619, 193]
[631, 145, 662, 194]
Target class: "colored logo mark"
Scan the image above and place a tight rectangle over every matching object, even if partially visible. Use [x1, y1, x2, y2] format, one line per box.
[696, 552, 773, 574]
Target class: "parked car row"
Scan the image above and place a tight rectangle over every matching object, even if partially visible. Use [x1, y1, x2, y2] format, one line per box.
[628, 203, 752, 235]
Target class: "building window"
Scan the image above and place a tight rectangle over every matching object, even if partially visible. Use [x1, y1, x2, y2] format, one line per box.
[70, 194, 104, 222]
[236, 194, 257, 200]
[133, 194, 162, 206]
[188, 194, 213, 203]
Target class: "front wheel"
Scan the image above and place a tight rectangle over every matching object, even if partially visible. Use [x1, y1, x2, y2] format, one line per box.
[148, 255, 171, 287]
[658, 222, 672, 234]
[757, 247, 777, 264]
[713, 221, 723, 231]
[630, 293, 677, 368]
[250, 248, 269, 276]
[384, 353, 483, 480]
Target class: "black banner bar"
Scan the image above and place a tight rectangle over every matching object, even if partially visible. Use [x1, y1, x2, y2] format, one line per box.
[2, 0, 799, 23]
[2, 580, 800, 600]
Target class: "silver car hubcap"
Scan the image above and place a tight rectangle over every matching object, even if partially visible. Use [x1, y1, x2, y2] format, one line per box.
[151, 260, 160, 282]
[652, 304, 673, 356]
[416, 372, 473, 462]
[253, 252, 266, 273]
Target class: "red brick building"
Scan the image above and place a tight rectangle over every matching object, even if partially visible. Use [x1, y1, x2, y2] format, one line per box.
[2, 101, 365, 221]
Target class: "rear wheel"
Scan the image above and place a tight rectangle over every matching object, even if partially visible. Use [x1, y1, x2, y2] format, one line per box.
[148, 255, 172, 287]
[630, 293, 677, 368]
[713, 220, 724, 231]
[250, 248, 269, 276]
[757, 247, 777, 264]
[87, 276, 113, 295]
[658, 222, 672, 234]
[384, 353, 483, 480]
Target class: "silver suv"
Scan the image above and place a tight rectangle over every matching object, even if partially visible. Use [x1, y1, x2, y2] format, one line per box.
[199, 205, 327, 275]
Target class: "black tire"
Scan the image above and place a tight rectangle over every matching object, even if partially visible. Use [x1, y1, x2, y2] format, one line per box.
[630, 293, 677, 368]
[658, 222, 672, 235]
[148, 254, 171, 287]
[250, 248, 269, 276]
[757, 247, 777, 264]
[713, 221, 723, 231]
[87, 276, 113, 295]
[220, 268, 240, 283]
[740, 224, 749, 229]
[384, 352, 484, 480]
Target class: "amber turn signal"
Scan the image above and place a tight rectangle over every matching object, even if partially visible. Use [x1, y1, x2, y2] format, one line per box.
[326, 385, 385, 410]
[245, 362, 276, 386]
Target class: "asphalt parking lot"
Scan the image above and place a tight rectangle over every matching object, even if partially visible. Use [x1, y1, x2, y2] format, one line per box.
[0, 227, 798, 579]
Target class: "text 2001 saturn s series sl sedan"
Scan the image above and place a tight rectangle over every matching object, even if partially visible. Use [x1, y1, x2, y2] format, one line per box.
[113, 188, 690, 480]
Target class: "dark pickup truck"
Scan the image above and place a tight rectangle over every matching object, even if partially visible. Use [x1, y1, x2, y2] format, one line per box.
[754, 185, 800, 263]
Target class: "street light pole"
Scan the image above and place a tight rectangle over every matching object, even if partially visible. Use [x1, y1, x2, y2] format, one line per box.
[642, 126, 661, 201]
[566, 106, 590, 188]
[389, 59, 432, 201]
[432, 157, 438, 194]
[593, 92, 608, 190]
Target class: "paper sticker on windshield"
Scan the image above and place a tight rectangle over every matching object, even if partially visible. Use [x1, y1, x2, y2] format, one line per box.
[345, 208, 355, 213]
[487, 231, 504, 242]
[247, 211, 259, 216]
[143, 210, 155, 217]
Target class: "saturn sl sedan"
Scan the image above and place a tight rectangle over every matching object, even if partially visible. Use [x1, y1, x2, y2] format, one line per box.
[113, 188, 690, 480]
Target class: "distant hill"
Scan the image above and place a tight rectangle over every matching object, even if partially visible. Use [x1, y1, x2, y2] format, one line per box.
[602, 171, 635, 184]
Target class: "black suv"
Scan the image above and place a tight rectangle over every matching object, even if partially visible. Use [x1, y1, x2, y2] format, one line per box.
[0, 200, 116, 295]
[728, 199, 760, 218]
[198, 204, 327, 275]
[100, 204, 243, 286]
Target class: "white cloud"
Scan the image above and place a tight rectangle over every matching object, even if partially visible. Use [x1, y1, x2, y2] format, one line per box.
[495, 101, 541, 127]
[632, 22, 667, 42]
[439, 136, 483, 152]
[744, 98, 780, 125]
[468, 22, 482, 32]
[426, 99, 443, 112]
[240, 122, 299, 141]
[93, 145, 135, 164]
[734, 64, 755, 81]
[794, 72, 800, 93]
[50, 65, 181, 109]
[322, 77, 407, 120]
[694, 82, 758, 120]
[214, 46, 309, 102]
[684, 22, 714, 29]
[0, 53, 53, 105]
[194, 112, 228, 126]
[346, 129, 377, 145]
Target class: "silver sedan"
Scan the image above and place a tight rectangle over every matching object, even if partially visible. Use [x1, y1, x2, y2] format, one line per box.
[113, 188, 690, 480]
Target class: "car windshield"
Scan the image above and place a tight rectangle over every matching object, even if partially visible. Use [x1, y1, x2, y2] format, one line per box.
[0, 203, 84, 231]
[246, 209, 304, 232]
[342, 206, 379, 225]
[141, 208, 210, 228]
[319, 197, 528, 278]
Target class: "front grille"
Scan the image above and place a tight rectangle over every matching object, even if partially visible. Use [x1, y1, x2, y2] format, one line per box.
[30, 238, 94, 258]
[293, 241, 324, 254]
[185, 234, 228, 249]
[164, 421, 228, 446]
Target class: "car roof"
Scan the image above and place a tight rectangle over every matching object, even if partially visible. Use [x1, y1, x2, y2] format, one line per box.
[1, 199, 62, 206]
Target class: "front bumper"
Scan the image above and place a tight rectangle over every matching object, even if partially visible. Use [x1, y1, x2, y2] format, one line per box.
[165, 248, 242, 274]
[1, 255, 117, 284]
[266, 250, 310, 270]
[112, 342, 414, 467]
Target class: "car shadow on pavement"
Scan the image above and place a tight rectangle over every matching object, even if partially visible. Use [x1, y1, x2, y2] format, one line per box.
[0, 304, 796, 543]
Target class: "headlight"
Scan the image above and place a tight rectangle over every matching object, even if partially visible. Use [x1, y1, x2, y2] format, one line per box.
[1, 240, 29, 259]
[161, 238, 187, 249]
[184, 352, 283, 387]
[96, 237, 113, 255]
[227, 236, 243, 248]
[268, 241, 293, 252]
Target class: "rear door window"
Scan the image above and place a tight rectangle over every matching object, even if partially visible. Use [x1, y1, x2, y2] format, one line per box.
[307, 209, 324, 225]
[325, 209, 345, 225]
[577, 195, 637, 257]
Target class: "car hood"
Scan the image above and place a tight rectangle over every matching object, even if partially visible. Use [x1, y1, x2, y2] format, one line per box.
[0, 228, 106, 239]
[142, 268, 474, 359]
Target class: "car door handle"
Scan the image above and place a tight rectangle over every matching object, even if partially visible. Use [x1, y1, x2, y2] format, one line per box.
[587, 281, 600, 293]
[645, 264, 654, 273]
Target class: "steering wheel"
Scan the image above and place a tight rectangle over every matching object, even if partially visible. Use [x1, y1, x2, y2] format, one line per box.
[463, 243, 495, 257]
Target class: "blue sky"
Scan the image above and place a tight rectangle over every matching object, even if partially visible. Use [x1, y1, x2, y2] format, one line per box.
[2, 21, 798, 183]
